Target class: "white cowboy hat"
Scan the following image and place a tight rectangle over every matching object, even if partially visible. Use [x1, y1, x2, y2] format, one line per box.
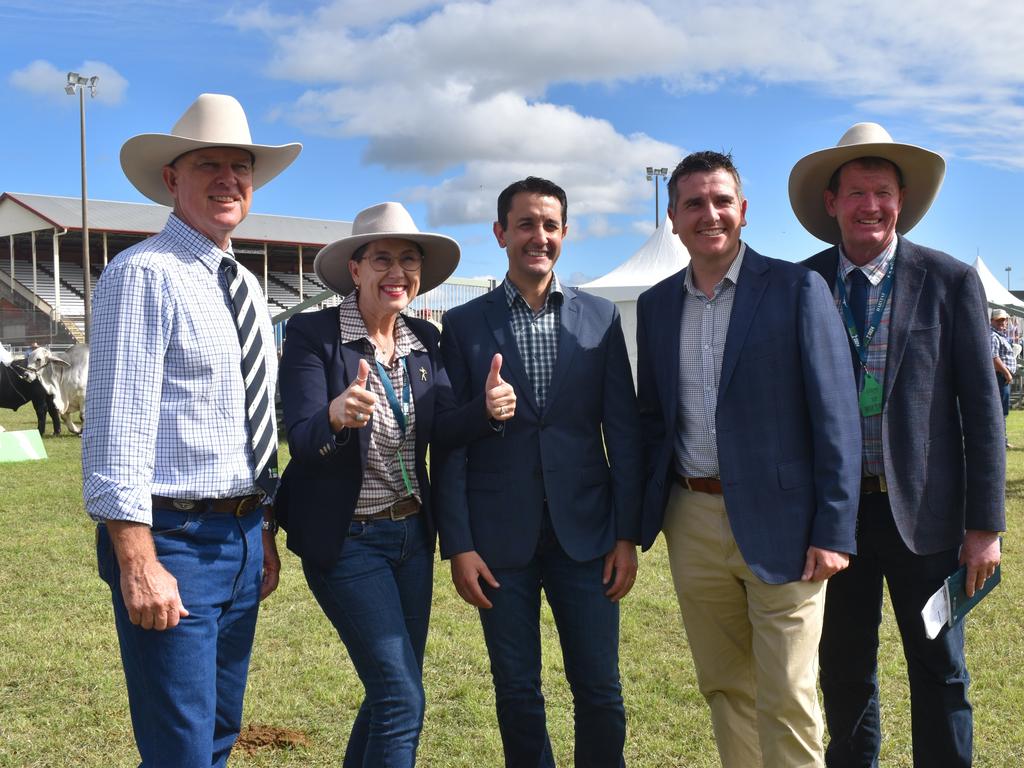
[314, 202, 460, 296]
[992, 308, 1011, 320]
[120, 93, 302, 206]
[788, 122, 945, 245]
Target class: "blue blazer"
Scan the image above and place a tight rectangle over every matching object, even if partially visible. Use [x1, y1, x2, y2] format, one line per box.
[803, 238, 1006, 552]
[276, 307, 490, 571]
[434, 283, 643, 569]
[636, 246, 862, 584]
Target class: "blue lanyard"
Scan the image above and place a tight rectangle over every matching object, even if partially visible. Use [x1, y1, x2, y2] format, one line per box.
[835, 259, 895, 367]
[375, 357, 410, 436]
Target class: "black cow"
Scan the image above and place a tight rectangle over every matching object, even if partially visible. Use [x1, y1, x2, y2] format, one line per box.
[0, 362, 61, 435]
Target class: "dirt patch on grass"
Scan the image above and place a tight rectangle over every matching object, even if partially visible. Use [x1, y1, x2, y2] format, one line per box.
[235, 724, 309, 754]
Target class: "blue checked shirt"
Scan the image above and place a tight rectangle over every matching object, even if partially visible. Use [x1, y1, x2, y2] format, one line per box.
[675, 244, 746, 478]
[992, 328, 1017, 375]
[504, 274, 562, 411]
[835, 237, 897, 478]
[82, 214, 277, 525]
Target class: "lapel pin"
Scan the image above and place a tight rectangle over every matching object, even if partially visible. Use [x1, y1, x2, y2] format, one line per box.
[419, 366, 428, 382]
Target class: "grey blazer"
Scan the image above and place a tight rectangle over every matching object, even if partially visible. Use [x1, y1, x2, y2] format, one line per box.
[803, 237, 1006, 554]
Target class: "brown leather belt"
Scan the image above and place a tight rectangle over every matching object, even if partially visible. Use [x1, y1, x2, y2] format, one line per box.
[861, 475, 888, 495]
[363, 496, 421, 521]
[676, 475, 723, 495]
[152, 494, 263, 517]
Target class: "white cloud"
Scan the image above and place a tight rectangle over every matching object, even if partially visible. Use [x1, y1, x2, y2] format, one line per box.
[228, 0, 1024, 227]
[8, 59, 128, 105]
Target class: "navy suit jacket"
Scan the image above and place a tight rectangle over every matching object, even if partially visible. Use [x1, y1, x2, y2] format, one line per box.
[434, 283, 643, 569]
[636, 246, 862, 584]
[275, 307, 490, 571]
[803, 238, 1006, 552]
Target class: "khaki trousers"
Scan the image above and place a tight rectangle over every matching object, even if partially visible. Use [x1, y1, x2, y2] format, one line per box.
[663, 484, 826, 768]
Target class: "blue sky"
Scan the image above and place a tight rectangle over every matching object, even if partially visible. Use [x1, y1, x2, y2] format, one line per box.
[3, 0, 1023, 287]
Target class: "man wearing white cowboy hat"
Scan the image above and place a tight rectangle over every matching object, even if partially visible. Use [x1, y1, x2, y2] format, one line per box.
[990, 308, 1017, 448]
[83, 93, 300, 766]
[791, 122, 1005, 767]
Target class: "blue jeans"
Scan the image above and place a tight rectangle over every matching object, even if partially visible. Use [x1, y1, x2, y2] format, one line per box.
[819, 493, 971, 767]
[479, 518, 626, 768]
[302, 513, 433, 768]
[998, 373, 1011, 444]
[97, 504, 264, 768]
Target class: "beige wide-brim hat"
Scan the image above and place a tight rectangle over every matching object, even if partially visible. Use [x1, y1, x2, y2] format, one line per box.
[120, 93, 302, 206]
[992, 308, 1011, 320]
[788, 122, 945, 245]
[314, 202, 460, 296]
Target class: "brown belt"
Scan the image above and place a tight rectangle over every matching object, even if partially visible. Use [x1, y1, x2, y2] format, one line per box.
[676, 475, 723, 495]
[152, 494, 263, 517]
[362, 496, 421, 521]
[860, 475, 888, 495]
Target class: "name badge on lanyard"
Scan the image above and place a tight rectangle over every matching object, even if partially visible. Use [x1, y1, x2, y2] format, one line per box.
[836, 260, 894, 418]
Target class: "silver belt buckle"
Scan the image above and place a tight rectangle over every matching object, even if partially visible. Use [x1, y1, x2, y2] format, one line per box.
[172, 498, 196, 511]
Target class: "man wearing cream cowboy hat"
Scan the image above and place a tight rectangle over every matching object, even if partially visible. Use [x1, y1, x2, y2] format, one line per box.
[83, 93, 300, 766]
[790, 123, 1005, 767]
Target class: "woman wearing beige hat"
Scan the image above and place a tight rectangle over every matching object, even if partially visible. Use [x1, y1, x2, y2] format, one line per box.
[275, 202, 514, 765]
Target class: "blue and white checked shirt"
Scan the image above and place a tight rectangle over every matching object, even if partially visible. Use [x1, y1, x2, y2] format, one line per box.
[835, 237, 897, 478]
[504, 273, 563, 411]
[82, 214, 277, 525]
[675, 244, 746, 478]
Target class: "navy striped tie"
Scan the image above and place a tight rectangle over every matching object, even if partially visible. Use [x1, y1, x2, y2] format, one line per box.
[221, 258, 278, 497]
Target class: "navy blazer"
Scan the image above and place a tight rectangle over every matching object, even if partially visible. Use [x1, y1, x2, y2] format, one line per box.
[803, 238, 1006, 553]
[636, 246, 862, 584]
[434, 283, 643, 569]
[276, 307, 490, 571]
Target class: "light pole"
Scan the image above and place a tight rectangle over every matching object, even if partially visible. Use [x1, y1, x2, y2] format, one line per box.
[646, 166, 669, 228]
[1007, 266, 1012, 291]
[65, 71, 98, 342]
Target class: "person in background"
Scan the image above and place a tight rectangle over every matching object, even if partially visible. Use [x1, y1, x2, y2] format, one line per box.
[991, 308, 1017, 448]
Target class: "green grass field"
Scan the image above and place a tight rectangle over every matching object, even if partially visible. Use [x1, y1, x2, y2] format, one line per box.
[0, 408, 1020, 767]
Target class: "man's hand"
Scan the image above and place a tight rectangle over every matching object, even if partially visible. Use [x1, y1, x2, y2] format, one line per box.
[485, 353, 516, 421]
[328, 358, 377, 431]
[450, 550, 499, 609]
[801, 546, 850, 582]
[107, 521, 188, 631]
[603, 539, 638, 602]
[960, 530, 1001, 598]
[260, 525, 281, 601]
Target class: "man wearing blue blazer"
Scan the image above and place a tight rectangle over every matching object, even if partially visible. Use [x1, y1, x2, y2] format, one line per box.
[636, 152, 862, 768]
[790, 123, 1005, 767]
[435, 177, 643, 767]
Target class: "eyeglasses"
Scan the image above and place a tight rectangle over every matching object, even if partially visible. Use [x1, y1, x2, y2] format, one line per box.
[360, 252, 424, 273]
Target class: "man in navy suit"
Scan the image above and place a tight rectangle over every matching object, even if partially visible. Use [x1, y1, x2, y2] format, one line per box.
[636, 151, 861, 767]
[436, 177, 643, 767]
[790, 123, 1005, 767]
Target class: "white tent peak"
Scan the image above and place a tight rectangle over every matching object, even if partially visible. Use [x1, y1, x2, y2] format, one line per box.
[973, 255, 1024, 316]
[581, 217, 689, 300]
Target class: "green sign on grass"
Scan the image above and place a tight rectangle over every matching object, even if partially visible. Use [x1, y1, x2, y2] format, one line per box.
[0, 429, 48, 462]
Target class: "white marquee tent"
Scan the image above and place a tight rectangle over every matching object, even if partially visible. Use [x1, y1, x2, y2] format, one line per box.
[580, 219, 690, 378]
[973, 255, 1024, 318]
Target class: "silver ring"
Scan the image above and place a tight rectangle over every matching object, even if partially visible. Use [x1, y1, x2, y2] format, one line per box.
[355, 412, 365, 423]
[499, 406, 506, 416]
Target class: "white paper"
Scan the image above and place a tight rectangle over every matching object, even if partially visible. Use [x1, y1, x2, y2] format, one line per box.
[921, 583, 950, 640]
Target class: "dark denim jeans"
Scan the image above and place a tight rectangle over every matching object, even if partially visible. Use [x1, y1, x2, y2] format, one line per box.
[97, 504, 264, 768]
[303, 513, 433, 768]
[479, 519, 626, 768]
[819, 493, 971, 768]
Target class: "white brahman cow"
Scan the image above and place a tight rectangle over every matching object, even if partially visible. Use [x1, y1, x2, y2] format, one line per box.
[26, 344, 89, 435]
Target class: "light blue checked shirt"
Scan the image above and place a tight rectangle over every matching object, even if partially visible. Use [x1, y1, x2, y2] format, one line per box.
[504, 273, 563, 411]
[82, 214, 277, 525]
[835, 237, 897, 478]
[675, 244, 746, 478]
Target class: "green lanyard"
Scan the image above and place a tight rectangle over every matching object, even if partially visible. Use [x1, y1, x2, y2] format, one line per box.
[374, 357, 414, 495]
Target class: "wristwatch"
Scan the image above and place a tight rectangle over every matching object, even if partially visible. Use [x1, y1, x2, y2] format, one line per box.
[261, 517, 279, 535]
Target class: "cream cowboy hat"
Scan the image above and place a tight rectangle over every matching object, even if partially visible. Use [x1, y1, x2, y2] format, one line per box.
[120, 93, 302, 206]
[314, 202, 460, 296]
[788, 122, 945, 245]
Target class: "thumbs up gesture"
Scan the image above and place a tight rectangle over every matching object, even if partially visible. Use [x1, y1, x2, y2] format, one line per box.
[485, 353, 516, 421]
[329, 358, 378, 431]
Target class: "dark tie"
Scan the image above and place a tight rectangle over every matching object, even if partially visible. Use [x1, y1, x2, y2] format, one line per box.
[849, 269, 870, 343]
[221, 258, 278, 497]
